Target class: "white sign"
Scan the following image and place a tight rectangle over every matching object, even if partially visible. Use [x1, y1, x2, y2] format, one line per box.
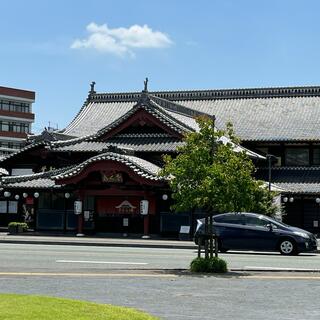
[84, 210, 90, 221]
[140, 200, 149, 215]
[74, 200, 83, 215]
[123, 218, 129, 227]
[313, 220, 319, 228]
[180, 226, 190, 234]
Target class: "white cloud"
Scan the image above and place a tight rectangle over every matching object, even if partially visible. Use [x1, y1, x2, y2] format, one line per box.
[71, 22, 173, 57]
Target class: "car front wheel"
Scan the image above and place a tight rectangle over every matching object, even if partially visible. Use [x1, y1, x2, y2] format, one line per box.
[279, 239, 297, 255]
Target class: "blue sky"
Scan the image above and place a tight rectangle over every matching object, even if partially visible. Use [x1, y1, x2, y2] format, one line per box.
[1, 0, 320, 133]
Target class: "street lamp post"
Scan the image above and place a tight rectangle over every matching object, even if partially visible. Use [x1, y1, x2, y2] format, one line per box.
[267, 154, 272, 192]
[266, 154, 277, 192]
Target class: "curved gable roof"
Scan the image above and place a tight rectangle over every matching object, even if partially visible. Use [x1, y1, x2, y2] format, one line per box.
[63, 85, 320, 142]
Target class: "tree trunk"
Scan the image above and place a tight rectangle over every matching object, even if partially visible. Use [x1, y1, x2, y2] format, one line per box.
[209, 214, 213, 258]
[204, 215, 209, 259]
[208, 212, 218, 258]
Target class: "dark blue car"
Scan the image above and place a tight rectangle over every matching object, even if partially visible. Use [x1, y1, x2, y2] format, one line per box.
[194, 212, 318, 255]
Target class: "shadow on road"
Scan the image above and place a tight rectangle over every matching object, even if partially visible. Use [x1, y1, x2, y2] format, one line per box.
[194, 250, 318, 257]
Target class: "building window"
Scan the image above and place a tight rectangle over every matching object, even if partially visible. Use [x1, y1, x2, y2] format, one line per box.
[0, 141, 23, 149]
[285, 148, 309, 166]
[1, 122, 9, 131]
[0, 121, 29, 134]
[0, 100, 30, 113]
[313, 148, 320, 165]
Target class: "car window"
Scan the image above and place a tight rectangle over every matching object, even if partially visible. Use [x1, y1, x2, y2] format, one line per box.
[245, 216, 270, 227]
[213, 214, 244, 225]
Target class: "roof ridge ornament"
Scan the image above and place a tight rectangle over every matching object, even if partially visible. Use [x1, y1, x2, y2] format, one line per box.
[143, 77, 148, 92]
[89, 81, 96, 95]
[138, 77, 150, 104]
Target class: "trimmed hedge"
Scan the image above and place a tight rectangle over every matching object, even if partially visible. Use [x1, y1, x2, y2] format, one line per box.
[8, 222, 28, 230]
[190, 257, 228, 273]
[8, 222, 28, 233]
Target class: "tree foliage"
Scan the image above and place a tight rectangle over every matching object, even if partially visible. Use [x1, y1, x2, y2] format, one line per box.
[160, 116, 277, 215]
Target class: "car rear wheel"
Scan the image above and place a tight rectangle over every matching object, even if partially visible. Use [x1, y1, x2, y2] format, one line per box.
[279, 238, 297, 255]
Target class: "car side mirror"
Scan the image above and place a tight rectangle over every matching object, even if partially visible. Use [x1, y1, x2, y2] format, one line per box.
[266, 223, 273, 231]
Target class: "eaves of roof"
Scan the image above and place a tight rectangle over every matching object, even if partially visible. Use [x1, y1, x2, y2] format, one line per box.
[0, 141, 50, 165]
[274, 182, 320, 195]
[0, 166, 75, 189]
[53, 152, 164, 182]
[256, 166, 320, 184]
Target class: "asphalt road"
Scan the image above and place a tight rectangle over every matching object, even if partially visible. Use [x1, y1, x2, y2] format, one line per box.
[0, 243, 319, 272]
[1, 243, 320, 320]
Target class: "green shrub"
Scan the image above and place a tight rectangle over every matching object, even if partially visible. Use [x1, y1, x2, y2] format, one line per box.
[208, 257, 228, 273]
[190, 257, 228, 273]
[8, 222, 28, 231]
[190, 257, 209, 273]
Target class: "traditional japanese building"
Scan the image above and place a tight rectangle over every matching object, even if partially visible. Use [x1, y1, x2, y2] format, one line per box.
[1, 82, 320, 236]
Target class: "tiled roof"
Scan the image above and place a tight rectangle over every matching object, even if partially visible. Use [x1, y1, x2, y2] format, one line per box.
[256, 167, 320, 183]
[52, 134, 184, 153]
[175, 97, 320, 142]
[28, 130, 75, 143]
[0, 142, 50, 164]
[50, 133, 264, 159]
[53, 152, 163, 182]
[63, 93, 204, 138]
[107, 134, 184, 152]
[218, 136, 265, 160]
[63, 85, 320, 142]
[64, 101, 135, 137]
[52, 141, 109, 153]
[0, 166, 74, 189]
[0, 168, 9, 176]
[91, 96, 197, 140]
[0, 151, 165, 188]
[274, 183, 320, 195]
[256, 167, 320, 194]
[2, 178, 57, 189]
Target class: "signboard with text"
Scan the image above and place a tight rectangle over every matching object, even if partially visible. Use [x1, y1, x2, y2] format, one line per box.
[140, 200, 149, 215]
[74, 200, 83, 215]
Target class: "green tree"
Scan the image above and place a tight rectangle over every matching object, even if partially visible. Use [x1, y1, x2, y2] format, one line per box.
[160, 117, 276, 258]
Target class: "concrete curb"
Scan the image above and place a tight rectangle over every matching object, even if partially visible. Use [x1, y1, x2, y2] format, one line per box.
[0, 238, 197, 250]
[0, 235, 318, 253]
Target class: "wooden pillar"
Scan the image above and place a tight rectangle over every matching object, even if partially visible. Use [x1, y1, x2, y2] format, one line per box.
[76, 191, 85, 237]
[143, 215, 150, 236]
[141, 189, 150, 239]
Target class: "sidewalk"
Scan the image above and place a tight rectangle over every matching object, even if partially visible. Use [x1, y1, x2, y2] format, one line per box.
[0, 232, 197, 250]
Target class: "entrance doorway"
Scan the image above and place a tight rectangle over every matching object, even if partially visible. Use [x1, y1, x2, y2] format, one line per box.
[95, 196, 144, 233]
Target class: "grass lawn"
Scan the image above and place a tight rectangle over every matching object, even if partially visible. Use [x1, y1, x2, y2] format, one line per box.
[0, 294, 158, 320]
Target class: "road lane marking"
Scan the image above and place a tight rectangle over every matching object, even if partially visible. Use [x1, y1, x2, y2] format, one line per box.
[240, 275, 320, 280]
[56, 260, 148, 265]
[0, 272, 175, 278]
[242, 266, 320, 272]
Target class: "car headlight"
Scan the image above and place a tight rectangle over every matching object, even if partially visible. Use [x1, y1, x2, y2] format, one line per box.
[294, 231, 309, 239]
